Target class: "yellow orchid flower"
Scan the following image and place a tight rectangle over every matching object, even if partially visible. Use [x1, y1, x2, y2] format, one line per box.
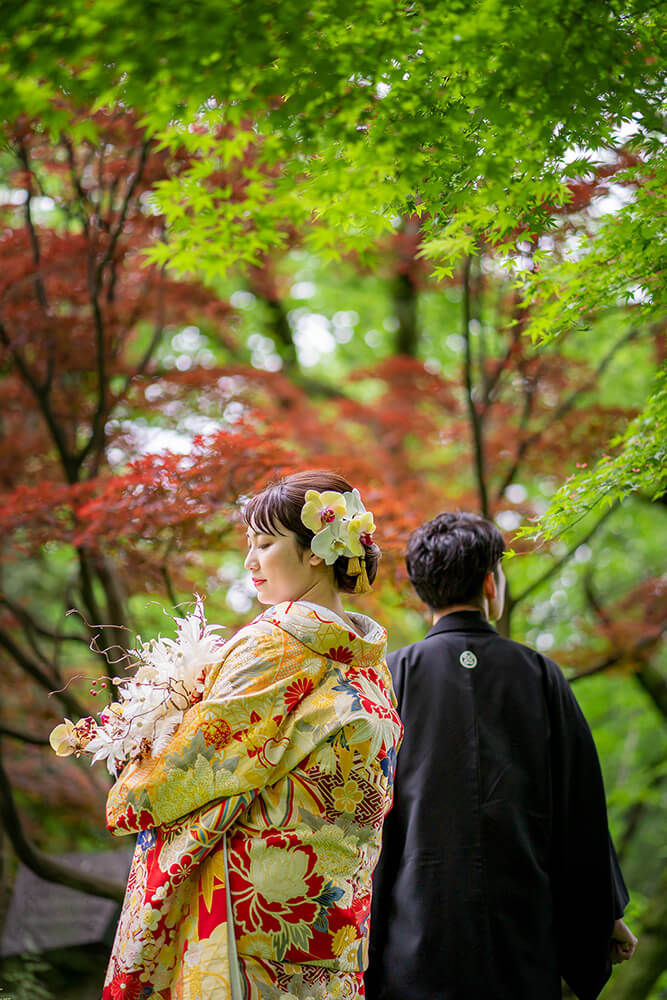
[350, 511, 375, 536]
[346, 511, 376, 556]
[49, 719, 77, 756]
[300, 490, 347, 533]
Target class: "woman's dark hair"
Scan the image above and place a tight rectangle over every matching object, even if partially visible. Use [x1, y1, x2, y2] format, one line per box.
[406, 511, 505, 610]
[242, 470, 380, 593]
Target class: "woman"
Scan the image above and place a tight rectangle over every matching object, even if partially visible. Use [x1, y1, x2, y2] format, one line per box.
[103, 470, 402, 1000]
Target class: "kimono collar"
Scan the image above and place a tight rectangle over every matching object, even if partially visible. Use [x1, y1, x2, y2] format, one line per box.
[426, 609, 498, 639]
[256, 601, 387, 667]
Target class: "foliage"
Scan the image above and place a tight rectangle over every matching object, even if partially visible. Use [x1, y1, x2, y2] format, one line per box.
[1, 1, 665, 525]
[0, 954, 54, 1000]
[516, 145, 667, 532]
[523, 151, 667, 345]
[0, 104, 663, 824]
[0, 2, 666, 990]
[0, 1, 664, 265]
[527, 365, 667, 539]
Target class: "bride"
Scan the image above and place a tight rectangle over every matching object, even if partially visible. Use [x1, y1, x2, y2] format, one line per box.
[102, 469, 403, 1000]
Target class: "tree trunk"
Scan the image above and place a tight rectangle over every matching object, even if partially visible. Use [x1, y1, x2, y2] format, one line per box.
[0, 751, 125, 902]
[394, 272, 419, 357]
[635, 659, 667, 720]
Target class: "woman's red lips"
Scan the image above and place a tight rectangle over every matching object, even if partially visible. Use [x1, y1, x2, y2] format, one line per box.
[252, 578, 266, 586]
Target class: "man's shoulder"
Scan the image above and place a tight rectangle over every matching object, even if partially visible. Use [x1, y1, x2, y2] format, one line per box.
[387, 628, 560, 677]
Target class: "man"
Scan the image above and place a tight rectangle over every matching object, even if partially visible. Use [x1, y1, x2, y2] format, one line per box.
[367, 512, 636, 1000]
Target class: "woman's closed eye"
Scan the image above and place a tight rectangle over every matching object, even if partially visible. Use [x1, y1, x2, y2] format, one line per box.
[247, 540, 272, 553]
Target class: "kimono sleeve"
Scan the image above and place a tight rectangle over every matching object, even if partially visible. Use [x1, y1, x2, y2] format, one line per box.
[544, 656, 628, 1000]
[106, 623, 333, 833]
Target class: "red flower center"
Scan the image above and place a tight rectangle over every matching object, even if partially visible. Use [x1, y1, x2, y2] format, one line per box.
[321, 507, 336, 523]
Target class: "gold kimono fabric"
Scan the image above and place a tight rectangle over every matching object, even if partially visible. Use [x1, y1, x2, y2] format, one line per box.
[102, 601, 403, 1000]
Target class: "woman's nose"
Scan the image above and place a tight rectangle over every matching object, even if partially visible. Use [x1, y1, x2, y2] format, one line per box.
[244, 549, 256, 570]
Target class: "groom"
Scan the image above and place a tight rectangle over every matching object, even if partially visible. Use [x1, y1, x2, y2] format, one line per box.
[367, 512, 636, 1000]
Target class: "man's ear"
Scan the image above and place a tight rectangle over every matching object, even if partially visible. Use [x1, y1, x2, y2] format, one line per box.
[483, 571, 497, 601]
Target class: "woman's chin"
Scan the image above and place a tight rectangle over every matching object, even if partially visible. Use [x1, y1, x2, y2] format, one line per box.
[257, 590, 301, 606]
[256, 591, 282, 606]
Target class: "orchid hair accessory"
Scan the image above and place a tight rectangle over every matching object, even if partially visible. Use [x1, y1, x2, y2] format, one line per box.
[300, 488, 376, 593]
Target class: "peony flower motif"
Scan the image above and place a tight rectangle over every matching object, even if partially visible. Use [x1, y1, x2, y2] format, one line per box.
[229, 835, 324, 944]
[300, 490, 347, 533]
[49, 719, 77, 756]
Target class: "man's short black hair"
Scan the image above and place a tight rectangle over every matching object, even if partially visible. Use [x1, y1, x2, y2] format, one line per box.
[406, 512, 506, 610]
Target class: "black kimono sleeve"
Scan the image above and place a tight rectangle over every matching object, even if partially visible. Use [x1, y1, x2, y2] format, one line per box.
[544, 657, 629, 1000]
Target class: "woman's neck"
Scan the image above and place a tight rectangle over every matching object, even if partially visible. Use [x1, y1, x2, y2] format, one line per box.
[294, 580, 356, 630]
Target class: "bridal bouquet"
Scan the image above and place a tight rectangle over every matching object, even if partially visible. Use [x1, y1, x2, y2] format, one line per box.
[49, 597, 226, 777]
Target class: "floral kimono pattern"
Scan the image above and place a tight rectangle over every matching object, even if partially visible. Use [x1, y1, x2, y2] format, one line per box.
[102, 601, 402, 1000]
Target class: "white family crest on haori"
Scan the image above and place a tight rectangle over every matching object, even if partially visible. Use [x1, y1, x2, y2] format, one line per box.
[49, 596, 226, 776]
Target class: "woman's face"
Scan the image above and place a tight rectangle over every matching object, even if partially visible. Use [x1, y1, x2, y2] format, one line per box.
[244, 520, 323, 606]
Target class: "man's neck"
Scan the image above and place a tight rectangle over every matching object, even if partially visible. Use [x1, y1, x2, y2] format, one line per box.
[432, 602, 488, 626]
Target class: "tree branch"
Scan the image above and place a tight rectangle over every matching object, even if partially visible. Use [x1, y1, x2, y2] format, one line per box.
[568, 627, 665, 686]
[76, 140, 151, 472]
[0, 749, 125, 902]
[0, 725, 50, 747]
[93, 554, 129, 647]
[98, 140, 151, 286]
[634, 654, 667, 720]
[0, 626, 87, 718]
[0, 321, 78, 484]
[462, 255, 489, 516]
[75, 548, 126, 671]
[61, 135, 91, 237]
[496, 326, 641, 500]
[394, 271, 419, 357]
[480, 285, 529, 412]
[16, 139, 49, 316]
[161, 562, 179, 609]
[511, 501, 618, 607]
[616, 753, 666, 862]
[0, 595, 87, 646]
[116, 267, 168, 408]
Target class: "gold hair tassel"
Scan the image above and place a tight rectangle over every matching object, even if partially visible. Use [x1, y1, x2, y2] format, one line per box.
[347, 557, 361, 576]
[353, 559, 371, 594]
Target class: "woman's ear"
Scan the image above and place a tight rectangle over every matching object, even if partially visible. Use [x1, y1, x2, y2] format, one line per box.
[307, 550, 325, 568]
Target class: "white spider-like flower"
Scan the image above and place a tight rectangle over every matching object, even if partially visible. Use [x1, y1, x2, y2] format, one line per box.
[50, 595, 226, 777]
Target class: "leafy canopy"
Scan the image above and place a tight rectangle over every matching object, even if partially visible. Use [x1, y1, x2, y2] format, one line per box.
[2, 0, 665, 272]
